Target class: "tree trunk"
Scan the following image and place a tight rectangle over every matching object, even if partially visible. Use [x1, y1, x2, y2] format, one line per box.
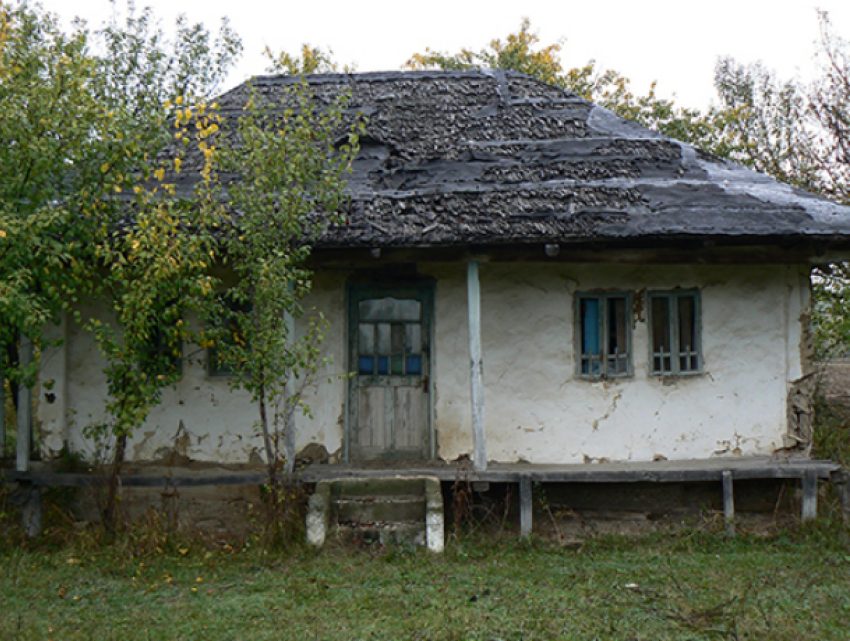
[102, 432, 127, 531]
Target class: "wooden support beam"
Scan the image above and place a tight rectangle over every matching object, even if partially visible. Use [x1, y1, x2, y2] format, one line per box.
[722, 470, 735, 538]
[519, 476, 533, 539]
[16, 334, 33, 473]
[802, 469, 818, 522]
[467, 261, 487, 472]
[833, 471, 850, 526]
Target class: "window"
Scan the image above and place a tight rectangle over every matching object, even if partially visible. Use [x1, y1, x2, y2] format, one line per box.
[649, 290, 701, 375]
[208, 293, 252, 377]
[143, 325, 183, 377]
[576, 293, 631, 378]
[357, 297, 424, 376]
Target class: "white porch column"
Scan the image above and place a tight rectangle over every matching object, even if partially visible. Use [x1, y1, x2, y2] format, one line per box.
[467, 261, 487, 471]
[16, 334, 33, 472]
[283, 308, 296, 477]
[38, 311, 69, 455]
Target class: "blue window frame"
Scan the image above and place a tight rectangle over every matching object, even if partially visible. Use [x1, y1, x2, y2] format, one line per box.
[576, 292, 631, 378]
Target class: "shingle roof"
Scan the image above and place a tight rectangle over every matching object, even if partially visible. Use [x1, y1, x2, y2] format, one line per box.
[203, 69, 850, 249]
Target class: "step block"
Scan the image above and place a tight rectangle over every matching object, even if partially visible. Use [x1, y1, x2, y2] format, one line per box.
[334, 496, 426, 523]
[307, 475, 444, 552]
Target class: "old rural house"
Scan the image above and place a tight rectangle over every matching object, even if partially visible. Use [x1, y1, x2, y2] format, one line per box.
[15, 70, 850, 534]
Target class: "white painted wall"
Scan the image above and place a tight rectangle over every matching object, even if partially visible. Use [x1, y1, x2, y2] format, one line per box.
[37, 269, 351, 464]
[36, 262, 810, 464]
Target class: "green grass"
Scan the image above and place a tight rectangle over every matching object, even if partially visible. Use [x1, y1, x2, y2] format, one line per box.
[2, 527, 849, 640]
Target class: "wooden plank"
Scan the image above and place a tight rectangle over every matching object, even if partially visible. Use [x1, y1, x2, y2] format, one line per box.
[519, 476, 533, 538]
[802, 469, 818, 522]
[16, 334, 33, 472]
[467, 261, 487, 472]
[722, 470, 735, 538]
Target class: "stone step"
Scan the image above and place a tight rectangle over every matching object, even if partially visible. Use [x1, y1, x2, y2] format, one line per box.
[330, 477, 431, 498]
[333, 522, 427, 547]
[333, 496, 426, 523]
[307, 475, 444, 552]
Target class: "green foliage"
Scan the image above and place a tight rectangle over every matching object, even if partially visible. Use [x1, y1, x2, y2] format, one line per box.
[405, 18, 713, 145]
[710, 14, 850, 358]
[199, 81, 360, 478]
[263, 44, 355, 75]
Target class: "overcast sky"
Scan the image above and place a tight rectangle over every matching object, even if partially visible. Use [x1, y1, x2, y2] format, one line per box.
[35, 0, 850, 110]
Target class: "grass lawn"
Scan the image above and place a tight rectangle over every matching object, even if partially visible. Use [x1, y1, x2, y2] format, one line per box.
[2, 526, 849, 640]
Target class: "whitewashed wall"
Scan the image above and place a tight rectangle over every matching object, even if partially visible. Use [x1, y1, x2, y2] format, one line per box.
[37, 262, 810, 464]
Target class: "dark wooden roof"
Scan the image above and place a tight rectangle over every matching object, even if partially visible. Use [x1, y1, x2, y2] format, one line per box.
[195, 70, 850, 251]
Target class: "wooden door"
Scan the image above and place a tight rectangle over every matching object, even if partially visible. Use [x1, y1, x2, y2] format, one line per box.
[348, 286, 433, 461]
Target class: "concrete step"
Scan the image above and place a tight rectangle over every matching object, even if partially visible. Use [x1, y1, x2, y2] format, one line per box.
[334, 496, 426, 523]
[334, 522, 427, 547]
[307, 475, 444, 552]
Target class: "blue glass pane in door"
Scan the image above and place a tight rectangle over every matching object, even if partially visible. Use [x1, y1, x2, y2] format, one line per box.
[377, 356, 389, 375]
[406, 355, 422, 374]
[358, 356, 375, 374]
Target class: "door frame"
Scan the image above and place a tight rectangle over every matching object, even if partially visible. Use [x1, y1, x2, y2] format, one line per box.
[344, 282, 436, 462]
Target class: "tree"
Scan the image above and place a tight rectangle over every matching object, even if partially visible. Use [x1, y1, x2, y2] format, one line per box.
[79, 3, 241, 526]
[0, 0, 241, 522]
[709, 13, 850, 358]
[263, 44, 355, 75]
[198, 82, 359, 513]
[405, 18, 712, 144]
[0, 1, 118, 451]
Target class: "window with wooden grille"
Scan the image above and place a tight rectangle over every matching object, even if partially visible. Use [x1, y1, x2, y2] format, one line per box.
[576, 293, 631, 378]
[649, 290, 701, 375]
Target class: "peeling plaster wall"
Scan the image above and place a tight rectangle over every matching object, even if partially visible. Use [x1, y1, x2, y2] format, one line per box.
[37, 262, 808, 465]
[38, 269, 350, 464]
[424, 262, 808, 464]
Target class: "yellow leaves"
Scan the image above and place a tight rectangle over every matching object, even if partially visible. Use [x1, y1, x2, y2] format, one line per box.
[0, 230, 6, 239]
[153, 168, 165, 182]
[101, 163, 109, 173]
[175, 95, 184, 106]
[174, 158, 182, 174]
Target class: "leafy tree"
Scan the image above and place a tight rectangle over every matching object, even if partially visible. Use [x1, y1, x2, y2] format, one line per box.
[0, 1, 116, 442]
[0, 0, 241, 520]
[79, 4, 241, 526]
[264, 44, 355, 75]
[710, 13, 850, 359]
[405, 18, 712, 144]
[198, 83, 360, 502]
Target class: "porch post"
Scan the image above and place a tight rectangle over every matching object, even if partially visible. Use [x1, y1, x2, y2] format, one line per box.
[467, 261, 487, 471]
[16, 333, 33, 472]
[283, 308, 296, 477]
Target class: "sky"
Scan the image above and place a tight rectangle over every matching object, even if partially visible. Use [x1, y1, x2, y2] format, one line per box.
[35, 0, 850, 110]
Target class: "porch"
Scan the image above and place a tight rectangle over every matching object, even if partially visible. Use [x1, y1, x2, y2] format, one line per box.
[4, 456, 847, 538]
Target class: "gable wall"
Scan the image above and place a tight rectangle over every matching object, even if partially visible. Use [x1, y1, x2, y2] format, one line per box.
[37, 262, 810, 464]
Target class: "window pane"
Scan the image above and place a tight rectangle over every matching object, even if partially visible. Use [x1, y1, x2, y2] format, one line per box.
[406, 355, 422, 374]
[651, 297, 671, 353]
[607, 297, 627, 357]
[358, 323, 375, 354]
[678, 295, 696, 354]
[359, 298, 421, 321]
[377, 356, 389, 375]
[358, 356, 375, 375]
[580, 298, 600, 356]
[391, 355, 404, 374]
[376, 323, 391, 355]
[405, 324, 422, 354]
[391, 323, 405, 354]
